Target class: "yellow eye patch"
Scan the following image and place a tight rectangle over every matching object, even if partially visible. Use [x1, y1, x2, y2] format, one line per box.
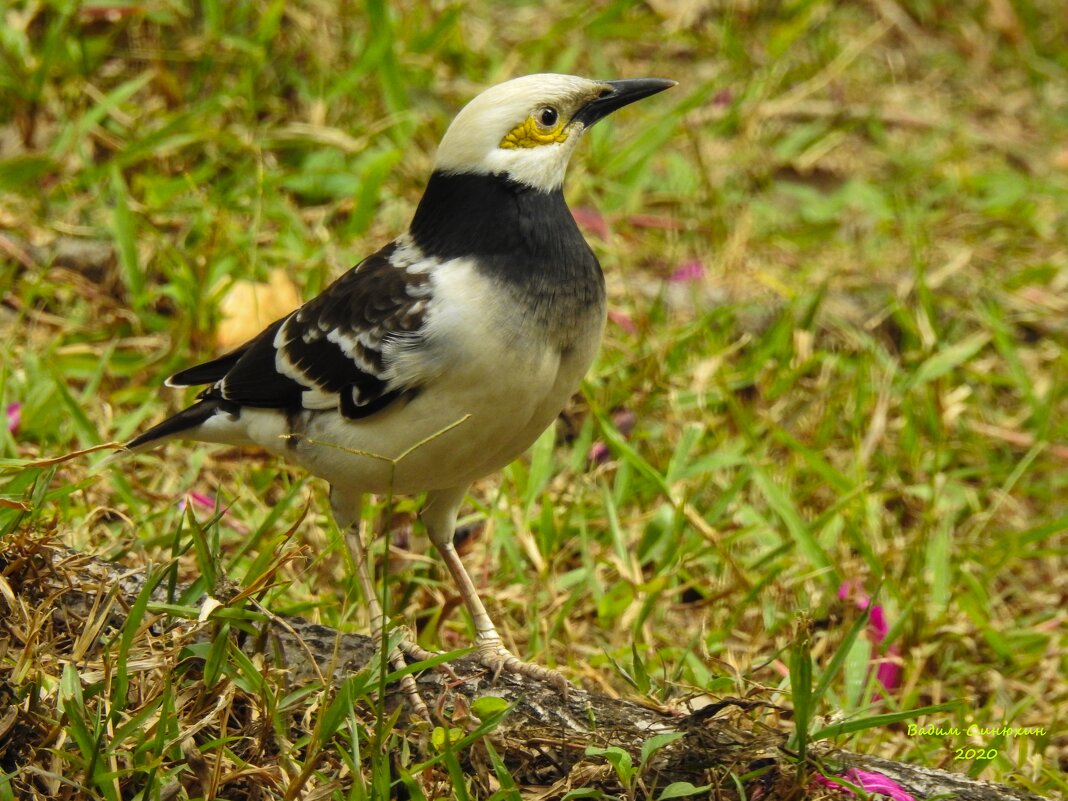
[499, 115, 568, 149]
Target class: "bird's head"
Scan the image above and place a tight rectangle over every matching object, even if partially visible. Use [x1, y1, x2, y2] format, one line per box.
[433, 74, 676, 193]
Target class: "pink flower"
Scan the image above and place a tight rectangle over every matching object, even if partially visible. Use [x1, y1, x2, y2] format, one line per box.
[875, 656, 902, 695]
[184, 491, 215, 511]
[669, 260, 705, 283]
[812, 768, 915, 801]
[5, 402, 20, 434]
[178, 491, 250, 534]
[588, 441, 611, 465]
[868, 603, 889, 641]
[838, 581, 902, 695]
[588, 409, 637, 466]
[571, 206, 609, 239]
[607, 308, 638, 334]
[836, 578, 863, 604]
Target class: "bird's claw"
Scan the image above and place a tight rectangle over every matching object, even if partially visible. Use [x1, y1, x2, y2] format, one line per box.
[476, 641, 570, 699]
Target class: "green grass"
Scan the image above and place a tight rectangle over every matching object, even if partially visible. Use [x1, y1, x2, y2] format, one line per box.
[2, 0, 1067, 798]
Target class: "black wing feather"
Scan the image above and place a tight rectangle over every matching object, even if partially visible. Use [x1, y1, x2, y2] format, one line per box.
[178, 242, 430, 419]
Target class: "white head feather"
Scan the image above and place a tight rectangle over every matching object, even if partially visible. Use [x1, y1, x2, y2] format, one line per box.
[433, 74, 606, 193]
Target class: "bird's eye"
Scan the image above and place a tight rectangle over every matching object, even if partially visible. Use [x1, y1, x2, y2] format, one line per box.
[536, 106, 559, 129]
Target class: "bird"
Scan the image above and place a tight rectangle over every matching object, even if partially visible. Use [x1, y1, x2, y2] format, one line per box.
[125, 73, 675, 700]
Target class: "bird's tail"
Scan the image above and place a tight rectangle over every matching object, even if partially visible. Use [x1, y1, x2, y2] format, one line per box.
[125, 398, 225, 452]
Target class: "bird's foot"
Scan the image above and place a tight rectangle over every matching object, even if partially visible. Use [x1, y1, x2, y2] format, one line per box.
[385, 648, 430, 720]
[388, 627, 463, 681]
[395, 632, 442, 665]
[475, 639, 570, 698]
[373, 628, 453, 720]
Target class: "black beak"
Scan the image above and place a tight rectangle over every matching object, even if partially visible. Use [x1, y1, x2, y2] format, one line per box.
[572, 78, 677, 128]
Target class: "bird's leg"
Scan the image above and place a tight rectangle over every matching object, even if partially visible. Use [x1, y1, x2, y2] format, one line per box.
[333, 491, 433, 718]
[344, 519, 440, 664]
[423, 488, 570, 695]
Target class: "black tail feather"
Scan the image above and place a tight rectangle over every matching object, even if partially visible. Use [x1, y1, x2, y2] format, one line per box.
[125, 399, 224, 451]
[165, 318, 285, 388]
[166, 349, 246, 387]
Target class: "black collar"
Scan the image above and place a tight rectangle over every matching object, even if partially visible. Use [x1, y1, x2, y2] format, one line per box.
[410, 171, 593, 262]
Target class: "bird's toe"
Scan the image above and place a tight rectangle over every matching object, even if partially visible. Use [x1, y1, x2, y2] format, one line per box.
[475, 641, 570, 697]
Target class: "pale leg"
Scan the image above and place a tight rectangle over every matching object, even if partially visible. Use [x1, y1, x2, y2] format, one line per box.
[423, 486, 568, 694]
[332, 489, 432, 717]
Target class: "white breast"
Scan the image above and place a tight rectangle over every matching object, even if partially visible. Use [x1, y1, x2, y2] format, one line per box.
[251, 257, 605, 496]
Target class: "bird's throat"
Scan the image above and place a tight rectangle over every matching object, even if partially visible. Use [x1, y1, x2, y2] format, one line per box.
[409, 170, 605, 335]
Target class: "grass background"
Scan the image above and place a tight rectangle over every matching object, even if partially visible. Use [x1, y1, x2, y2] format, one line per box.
[1, 0, 1067, 798]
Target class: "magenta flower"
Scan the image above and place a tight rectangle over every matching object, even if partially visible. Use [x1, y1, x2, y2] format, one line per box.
[178, 491, 250, 534]
[812, 769, 915, 800]
[867, 602, 889, 641]
[588, 441, 611, 465]
[179, 491, 220, 514]
[669, 260, 705, 283]
[588, 408, 637, 466]
[571, 206, 609, 239]
[607, 308, 638, 334]
[874, 655, 903, 695]
[838, 581, 902, 695]
[5, 402, 20, 434]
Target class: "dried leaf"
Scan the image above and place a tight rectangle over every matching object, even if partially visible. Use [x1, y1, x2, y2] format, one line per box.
[216, 269, 302, 351]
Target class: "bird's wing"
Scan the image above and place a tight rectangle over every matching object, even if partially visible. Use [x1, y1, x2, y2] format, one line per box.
[173, 241, 434, 421]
